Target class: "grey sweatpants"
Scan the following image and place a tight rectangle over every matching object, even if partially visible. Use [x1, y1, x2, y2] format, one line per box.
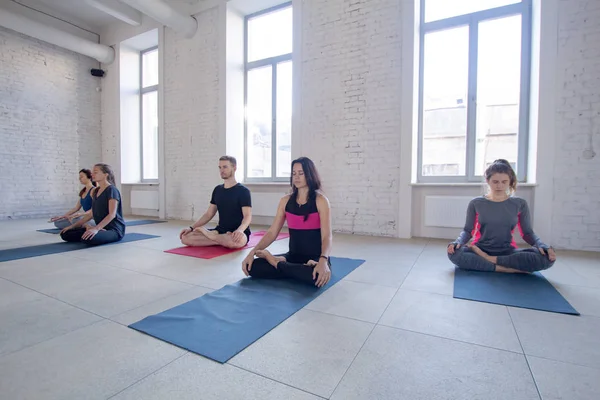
[54, 216, 95, 229]
[448, 246, 555, 273]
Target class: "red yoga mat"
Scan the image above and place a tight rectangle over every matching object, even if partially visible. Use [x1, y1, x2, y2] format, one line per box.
[164, 230, 290, 259]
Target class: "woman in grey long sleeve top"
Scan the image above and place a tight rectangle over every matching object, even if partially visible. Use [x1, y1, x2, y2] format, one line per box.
[447, 159, 557, 273]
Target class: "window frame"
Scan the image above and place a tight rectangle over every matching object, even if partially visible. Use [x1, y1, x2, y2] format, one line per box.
[244, 2, 293, 183]
[140, 46, 159, 183]
[416, 0, 532, 183]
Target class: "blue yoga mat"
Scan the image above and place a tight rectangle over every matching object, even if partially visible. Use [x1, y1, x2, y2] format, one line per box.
[453, 268, 579, 315]
[129, 256, 365, 363]
[37, 219, 167, 234]
[0, 233, 160, 262]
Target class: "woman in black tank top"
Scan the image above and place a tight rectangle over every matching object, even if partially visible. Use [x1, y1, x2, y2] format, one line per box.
[242, 157, 333, 287]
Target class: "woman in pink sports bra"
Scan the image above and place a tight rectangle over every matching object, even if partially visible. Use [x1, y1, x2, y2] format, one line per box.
[242, 157, 333, 288]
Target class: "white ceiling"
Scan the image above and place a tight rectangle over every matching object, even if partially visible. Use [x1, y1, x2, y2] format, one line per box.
[9, 0, 116, 32]
[5, 0, 205, 33]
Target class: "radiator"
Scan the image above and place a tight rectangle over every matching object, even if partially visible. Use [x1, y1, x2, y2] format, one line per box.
[131, 189, 159, 210]
[251, 192, 283, 217]
[424, 196, 472, 228]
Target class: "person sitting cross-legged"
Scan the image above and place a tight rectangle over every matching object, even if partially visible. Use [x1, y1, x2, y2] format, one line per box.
[242, 157, 333, 288]
[447, 159, 556, 273]
[179, 156, 252, 249]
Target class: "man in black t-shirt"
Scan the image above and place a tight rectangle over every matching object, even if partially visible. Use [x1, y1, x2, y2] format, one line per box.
[180, 156, 253, 248]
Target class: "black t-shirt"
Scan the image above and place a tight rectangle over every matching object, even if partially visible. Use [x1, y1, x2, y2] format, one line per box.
[92, 185, 126, 238]
[210, 183, 252, 236]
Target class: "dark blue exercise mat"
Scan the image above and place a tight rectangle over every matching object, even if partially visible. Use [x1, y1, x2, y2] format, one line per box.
[37, 219, 167, 234]
[0, 233, 160, 262]
[453, 268, 579, 315]
[129, 256, 365, 363]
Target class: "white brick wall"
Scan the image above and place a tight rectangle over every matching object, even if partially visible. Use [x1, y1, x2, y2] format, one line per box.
[552, 0, 600, 251]
[0, 27, 101, 220]
[300, 0, 402, 236]
[100, 55, 120, 183]
[164, 7, 221, 220]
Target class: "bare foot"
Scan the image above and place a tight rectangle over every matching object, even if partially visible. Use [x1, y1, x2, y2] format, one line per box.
[470, 245, 497, 263]
[305, 260, 318, 267]
[255, 250, 286, 268]
[197, 226, 218, 239]
[495, 265, 531, 274]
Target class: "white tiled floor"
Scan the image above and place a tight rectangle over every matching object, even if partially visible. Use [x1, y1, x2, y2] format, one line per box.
[1, 218, 599, 399]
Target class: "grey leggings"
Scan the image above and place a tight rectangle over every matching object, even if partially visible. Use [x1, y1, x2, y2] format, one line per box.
[448, 246, 555, 273]
[54, 216, 95, 229]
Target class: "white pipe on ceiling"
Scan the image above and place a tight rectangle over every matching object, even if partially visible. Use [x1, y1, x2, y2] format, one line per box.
[0, 8, 115, 64]
[84, 0, 142, 27]
[119, 0, 198, 38]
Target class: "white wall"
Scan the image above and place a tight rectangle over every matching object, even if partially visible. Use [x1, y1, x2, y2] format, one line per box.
[550, 0, 600, 251]
[163, 7, 222, 220]
[0, 26, 101, 219]
[299, 0, 403, 236]
[225, 6, 245, 180]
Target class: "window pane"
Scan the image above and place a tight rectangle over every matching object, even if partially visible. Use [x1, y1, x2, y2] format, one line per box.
[475, 15, 521, 176]
[142, 91, 158, 180]
[247, 65, 272, 178]
[424, 0, 520, 22]
[276, 61, 292, 178]
[421, 26, 469, 177]
[248, 6, 292, 62]
[142, 49, 158, 88]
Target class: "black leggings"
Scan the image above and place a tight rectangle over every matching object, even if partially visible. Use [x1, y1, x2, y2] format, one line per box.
[249, 253, 327, 285]
[60, 228, 122, 246]
[448, 246, 555, 273]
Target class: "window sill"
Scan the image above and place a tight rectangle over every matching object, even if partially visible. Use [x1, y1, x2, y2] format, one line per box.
[410, 182, 538, 187]
[243, 181, 290, 187]
[122, 182, 160, 186]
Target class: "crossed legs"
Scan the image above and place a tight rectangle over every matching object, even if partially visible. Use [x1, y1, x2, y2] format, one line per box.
[181, 226, 248, 249]
[247, 250, 322, 284]
[448, 245, 555, 273]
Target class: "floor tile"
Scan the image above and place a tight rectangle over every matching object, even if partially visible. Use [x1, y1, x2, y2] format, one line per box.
[56, 272, 194, 317]
[510, 307, 600, 369]
[306, 280, 397, 323]
[111, 353, 320, 400]
[229, 309, 374, 398]
[555, 284, 600, 318]
[528, 356, 600, 400]
[0, 320, 185, 400]
[0, 279, 101, 356]
[379, 289, 522, 352]
[400, 263, 455, 296]
[331, 325, 539, 400]
[344, 259, 413, 287]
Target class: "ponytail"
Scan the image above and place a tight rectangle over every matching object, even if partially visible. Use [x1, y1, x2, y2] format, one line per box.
[94, 163, 116, 186]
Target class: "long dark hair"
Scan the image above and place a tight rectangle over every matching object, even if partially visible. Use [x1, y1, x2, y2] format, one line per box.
[485, 159, 517, 194]
[94, 163, 116, 186]
[78, 168, 96, 197]
[290, 157, 322, 219]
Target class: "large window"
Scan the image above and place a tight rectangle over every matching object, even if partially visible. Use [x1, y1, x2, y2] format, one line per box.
[417, 0, 531, 182]
[140, 47, 159, 181]
[245, 3, 293, 181]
